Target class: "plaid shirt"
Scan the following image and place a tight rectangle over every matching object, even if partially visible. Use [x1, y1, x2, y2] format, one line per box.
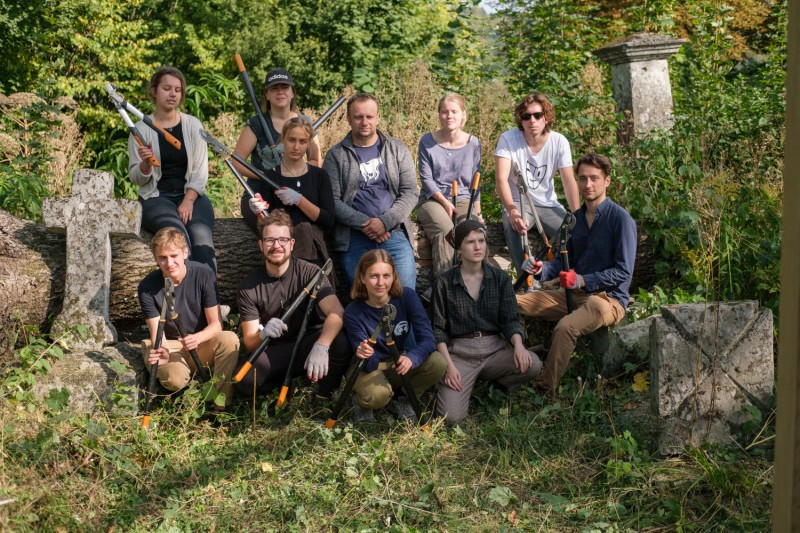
[431, 263, 523, 345]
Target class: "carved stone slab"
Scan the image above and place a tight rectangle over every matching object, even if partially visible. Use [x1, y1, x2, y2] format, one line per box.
[649, 301, 774, 452]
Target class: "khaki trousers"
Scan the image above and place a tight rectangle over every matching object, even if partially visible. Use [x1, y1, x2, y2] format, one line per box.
[352, 351, 447, 410]
[516, 290, 624, 392]
[416, 198, 477, 278]
[436, 335, 542, 424]
[141, 331, 239, 404]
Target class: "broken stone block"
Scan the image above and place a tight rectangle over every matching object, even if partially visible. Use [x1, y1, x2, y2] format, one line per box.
[32, 343, 146, 413]
[649, 301, 774, 452]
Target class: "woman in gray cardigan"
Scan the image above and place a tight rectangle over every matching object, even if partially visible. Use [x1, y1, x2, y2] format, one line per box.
[127, 66, 216, 272]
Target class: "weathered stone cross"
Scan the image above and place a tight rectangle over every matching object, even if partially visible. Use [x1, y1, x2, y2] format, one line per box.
[43, 169, 141, 350]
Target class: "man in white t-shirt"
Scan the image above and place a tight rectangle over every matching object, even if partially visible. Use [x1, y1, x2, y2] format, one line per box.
[494, 92, 580, 278]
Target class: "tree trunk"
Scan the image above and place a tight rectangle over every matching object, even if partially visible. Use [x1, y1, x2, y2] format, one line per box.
[1, 208, 654, 358]
[0, 210, 263, 357]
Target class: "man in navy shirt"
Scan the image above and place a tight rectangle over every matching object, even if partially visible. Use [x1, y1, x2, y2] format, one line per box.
[517, 152, 636, 395]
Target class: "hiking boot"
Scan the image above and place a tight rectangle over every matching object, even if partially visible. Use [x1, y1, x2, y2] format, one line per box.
[351, 395, 375, 422]
[390, 396, 417, 421]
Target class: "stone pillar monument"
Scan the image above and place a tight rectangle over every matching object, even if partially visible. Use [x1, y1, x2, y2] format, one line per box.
[593, 33, 686, 141]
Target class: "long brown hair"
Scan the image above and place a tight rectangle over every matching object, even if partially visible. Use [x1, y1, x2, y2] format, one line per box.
[350, 249, 403, 301]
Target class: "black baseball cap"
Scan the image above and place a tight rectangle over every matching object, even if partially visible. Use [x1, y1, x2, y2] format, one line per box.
[264, 68, 294, 90]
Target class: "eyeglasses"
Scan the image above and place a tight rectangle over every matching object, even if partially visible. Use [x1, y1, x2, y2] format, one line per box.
[521, 111, 545, 121]
[262, 237, 292, 246]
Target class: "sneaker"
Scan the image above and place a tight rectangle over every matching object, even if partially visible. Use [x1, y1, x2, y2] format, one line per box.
[351, 395, 375, 422]
[390, 396, 417, 421]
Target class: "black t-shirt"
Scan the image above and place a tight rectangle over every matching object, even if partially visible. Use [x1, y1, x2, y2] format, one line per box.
[237, 258, 334, 341]
[241, 164, 336, 233]
[137, 260, 219, 339]
[157, 121, 189, 193]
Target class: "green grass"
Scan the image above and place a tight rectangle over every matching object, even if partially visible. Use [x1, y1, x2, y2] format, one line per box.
[0, 370, 773, 532]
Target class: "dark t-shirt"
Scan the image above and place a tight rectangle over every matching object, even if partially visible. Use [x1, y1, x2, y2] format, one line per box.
[137, 260, 219, 339]
[241, 164, 336, 233]
[237, 258, 334, 341]
[351, 138, 393, 218]
[157, 121, 188, 192]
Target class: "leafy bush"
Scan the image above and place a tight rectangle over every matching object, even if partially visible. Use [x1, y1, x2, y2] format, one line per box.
[0, 96, 62, 221]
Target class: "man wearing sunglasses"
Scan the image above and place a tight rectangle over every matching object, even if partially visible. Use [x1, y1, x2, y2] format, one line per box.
[234, 209, 351, 404]
[494, 92, 580, 283]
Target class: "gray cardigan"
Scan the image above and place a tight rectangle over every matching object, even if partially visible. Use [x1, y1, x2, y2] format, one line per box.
[127, 112, 208, 200]
[323, 130, 418, 253]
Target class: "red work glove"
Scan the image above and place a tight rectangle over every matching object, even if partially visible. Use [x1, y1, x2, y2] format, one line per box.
[559, 269, 583, 289]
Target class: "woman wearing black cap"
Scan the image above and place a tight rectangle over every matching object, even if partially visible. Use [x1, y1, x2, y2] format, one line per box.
[234, 69, 322, 229]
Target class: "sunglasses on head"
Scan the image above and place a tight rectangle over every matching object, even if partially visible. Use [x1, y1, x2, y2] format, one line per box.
[521, 111, 545, 121]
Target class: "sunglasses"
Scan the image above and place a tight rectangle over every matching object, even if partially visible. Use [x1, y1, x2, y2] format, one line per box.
[521, 111, 545, 121]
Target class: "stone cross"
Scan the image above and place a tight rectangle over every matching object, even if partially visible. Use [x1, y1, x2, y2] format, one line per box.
[43, 169, 141, 350]
[649, 301, 774, 453]
[593, 33, 687, 142]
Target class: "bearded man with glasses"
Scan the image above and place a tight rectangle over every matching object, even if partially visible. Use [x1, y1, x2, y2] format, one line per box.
[234, 209, 352, 404]
[494, 92, 580, 285]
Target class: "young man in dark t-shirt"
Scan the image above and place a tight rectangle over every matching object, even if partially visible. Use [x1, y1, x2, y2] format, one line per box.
[137, 227, 239, 405]
[234, 209, 351, 400]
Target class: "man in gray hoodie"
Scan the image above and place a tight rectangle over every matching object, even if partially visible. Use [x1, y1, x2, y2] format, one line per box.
[323, 93, 418, 290]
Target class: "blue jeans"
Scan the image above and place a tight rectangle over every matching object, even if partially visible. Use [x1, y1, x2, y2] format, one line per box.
[140, 192, 217, 272]
[342, 229, 417, 291]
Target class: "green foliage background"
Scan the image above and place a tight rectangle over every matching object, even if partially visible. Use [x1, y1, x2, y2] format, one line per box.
[0, 0, 786, 529]
[0, 0, 787, 309]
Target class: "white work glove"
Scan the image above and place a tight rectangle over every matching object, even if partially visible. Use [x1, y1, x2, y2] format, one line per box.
[258, 317, 288, 340]
[521, 257, 543, 275]
[304, 342, 329, 381]
[275, 187, 303, 206]
[248, 193, 269, 216]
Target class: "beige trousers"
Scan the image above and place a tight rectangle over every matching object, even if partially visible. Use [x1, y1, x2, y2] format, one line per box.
[141, 331, 239, 404]
[436, 335, 542, 423]
[352, 351, 448, 410]
[416, 198, 478, 278]
[516, 289, 624, 392]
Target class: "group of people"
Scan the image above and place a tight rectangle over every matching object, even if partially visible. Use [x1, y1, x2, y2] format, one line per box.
[130, 65, 637, 425]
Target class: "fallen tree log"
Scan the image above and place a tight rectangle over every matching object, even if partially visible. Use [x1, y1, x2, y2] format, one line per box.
[0, 208, 654, 357]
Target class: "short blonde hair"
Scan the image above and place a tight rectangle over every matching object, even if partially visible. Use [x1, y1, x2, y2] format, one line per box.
[350, 249, 403, 301]
[150, 227, 187, 255]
